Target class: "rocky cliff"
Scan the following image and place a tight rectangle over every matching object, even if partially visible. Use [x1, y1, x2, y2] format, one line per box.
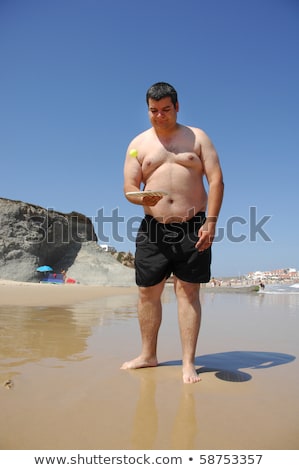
[0, 198, 135, 285]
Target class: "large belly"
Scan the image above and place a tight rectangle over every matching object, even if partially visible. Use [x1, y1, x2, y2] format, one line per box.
[144, 164, 207, 222]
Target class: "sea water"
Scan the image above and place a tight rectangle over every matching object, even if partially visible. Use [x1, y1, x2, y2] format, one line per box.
[259, 283, 299, 294]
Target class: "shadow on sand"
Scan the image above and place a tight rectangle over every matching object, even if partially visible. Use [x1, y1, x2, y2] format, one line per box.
[161, 350, 296, 382]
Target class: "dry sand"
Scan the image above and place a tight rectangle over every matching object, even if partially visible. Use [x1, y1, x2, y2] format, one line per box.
[0, 279, 138, 306]
[0, 281, 298, 450]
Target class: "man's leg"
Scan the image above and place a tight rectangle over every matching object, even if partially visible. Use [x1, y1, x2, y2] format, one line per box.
[174, 277, 201, 384]
[121, 279, 165, 369]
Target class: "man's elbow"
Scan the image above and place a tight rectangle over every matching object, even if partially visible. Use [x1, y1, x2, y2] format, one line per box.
[210, 177, 224, 192]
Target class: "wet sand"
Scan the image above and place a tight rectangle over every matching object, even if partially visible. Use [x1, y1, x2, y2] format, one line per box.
[0, 282, 298, 450]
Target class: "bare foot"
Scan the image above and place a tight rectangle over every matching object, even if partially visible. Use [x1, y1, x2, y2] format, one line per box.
[121, 355, 158, 370]
[182, 363, 201, 384]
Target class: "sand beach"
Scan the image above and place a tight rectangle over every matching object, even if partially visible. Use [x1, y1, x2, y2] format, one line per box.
[0, 280, 298, 450]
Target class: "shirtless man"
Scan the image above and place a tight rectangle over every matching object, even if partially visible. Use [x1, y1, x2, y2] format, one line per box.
[121, 82, 224, 384]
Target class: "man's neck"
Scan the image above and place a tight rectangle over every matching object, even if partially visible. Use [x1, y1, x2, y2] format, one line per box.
[153, 123, 180, 140]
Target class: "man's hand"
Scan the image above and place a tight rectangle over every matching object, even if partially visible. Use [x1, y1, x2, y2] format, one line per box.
[195, 219, 216, 252]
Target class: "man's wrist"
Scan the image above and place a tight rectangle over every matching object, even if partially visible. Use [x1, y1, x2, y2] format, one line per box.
[205, 216, 218, 224]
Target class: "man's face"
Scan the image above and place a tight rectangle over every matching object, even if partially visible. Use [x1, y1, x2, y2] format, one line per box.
[148, 97, 178, 130]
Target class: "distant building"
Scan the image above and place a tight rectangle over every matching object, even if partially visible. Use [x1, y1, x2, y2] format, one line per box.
[247, 268, 299, 282]
[99, 244, 115, 253]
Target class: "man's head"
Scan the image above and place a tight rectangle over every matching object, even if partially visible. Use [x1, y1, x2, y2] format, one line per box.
[146, 82, 178, 107]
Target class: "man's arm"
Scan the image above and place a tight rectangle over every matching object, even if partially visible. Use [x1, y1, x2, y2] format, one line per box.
[123, 146, 162, 207]
[195, 132, 224, 251]
[123, 146, 143, 202]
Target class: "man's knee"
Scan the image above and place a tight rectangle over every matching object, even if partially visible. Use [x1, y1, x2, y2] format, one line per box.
[139, 281, 165, 302]
[174, 278, 200, 302]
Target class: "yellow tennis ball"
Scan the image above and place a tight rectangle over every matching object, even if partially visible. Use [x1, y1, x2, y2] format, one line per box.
[129, 148, 138, 157]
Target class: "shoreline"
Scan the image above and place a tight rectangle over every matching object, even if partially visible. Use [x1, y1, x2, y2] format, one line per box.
[0, 279, 262, 307]
[1, 278, 298, 307]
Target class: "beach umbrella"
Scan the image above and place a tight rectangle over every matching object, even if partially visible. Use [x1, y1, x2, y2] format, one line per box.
[36, 265, 53, 273]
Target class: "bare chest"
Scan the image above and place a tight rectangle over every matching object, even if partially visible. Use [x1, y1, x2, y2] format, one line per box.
[141, 149, 203, 180]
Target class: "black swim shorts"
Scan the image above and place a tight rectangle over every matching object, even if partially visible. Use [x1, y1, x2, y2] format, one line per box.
[135, 212, 211, 287]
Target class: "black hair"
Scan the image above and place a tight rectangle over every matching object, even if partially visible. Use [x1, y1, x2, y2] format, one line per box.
[146, 82, 178, 107]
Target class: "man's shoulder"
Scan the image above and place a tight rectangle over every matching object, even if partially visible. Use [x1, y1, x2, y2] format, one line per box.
[185, 125, 215, 147]
[132, 127, 151, 138]
[131, 128, 153, 145]
[185, 124, 208, 136]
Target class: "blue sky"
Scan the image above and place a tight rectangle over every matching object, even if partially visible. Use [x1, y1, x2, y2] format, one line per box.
[0, 0, 298, 277]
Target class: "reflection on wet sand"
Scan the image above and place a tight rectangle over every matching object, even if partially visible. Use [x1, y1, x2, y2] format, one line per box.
[0, 294, 138, 386]
[0, 290, 298, 450]
[131, 375, 158, 449]
[0, 305, 98, 389]
[0, 306, 91, 362]
[130, 371, 198, 450]
[171, 387, 197, 449]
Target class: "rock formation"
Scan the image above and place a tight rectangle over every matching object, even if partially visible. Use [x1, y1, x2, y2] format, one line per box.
[0, 197, 135, 285]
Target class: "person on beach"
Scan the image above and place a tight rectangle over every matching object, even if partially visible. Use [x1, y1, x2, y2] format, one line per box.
[122, 82, 224, 383]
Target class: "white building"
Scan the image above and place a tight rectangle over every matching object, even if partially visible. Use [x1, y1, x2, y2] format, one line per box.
[99, 244, 115, 253]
